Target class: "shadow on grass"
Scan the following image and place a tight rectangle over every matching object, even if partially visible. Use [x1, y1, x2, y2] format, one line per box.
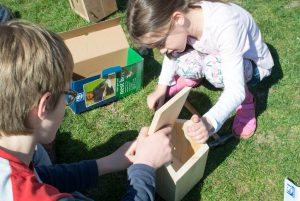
[116, 0, 129, 11]
[138, 48, 163, 87]
[254, 44, 283, 117]
[55, 129, 139, 201]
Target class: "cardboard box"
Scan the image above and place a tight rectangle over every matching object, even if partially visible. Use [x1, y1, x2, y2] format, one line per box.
[69, 0, 117, 22]
[60, 18, 143, 114]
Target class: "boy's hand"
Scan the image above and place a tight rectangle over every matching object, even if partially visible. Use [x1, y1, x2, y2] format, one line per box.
[134, 126, 172, 169]
[185, 115, 213, 144]
[97, 141, 137, 176]
[147, 84, 168, 110]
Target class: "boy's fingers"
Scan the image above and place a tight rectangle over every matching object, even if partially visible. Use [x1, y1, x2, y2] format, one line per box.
[138, 127, 149, 139]
[127, 140, 137, 155]
[155, 126, 172, 138]
[127, 153, 135, 162]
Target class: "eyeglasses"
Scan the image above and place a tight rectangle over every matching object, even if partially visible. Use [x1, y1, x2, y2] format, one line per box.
[143, 20, 175, 49]
[64, 89, 78, 106]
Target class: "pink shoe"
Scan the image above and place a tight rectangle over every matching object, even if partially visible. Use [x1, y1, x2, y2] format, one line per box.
[167, 76, 201, 96]
[232, 89, 256, 139]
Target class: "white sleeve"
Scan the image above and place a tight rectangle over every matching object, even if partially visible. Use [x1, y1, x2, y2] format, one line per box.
[204, 16, 250, 134]
[158, 55, 177, 86]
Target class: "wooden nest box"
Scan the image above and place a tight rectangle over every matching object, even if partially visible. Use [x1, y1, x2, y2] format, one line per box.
[149, 87, 209, 201]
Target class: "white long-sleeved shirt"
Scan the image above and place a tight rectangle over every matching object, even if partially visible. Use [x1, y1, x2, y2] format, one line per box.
[158, 1, 274, 133]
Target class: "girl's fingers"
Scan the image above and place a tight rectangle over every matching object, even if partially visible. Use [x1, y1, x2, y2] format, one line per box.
[191, 114, 201, 123]
[188, 130, 209, 144]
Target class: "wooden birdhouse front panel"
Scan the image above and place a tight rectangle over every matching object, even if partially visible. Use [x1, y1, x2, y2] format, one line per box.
[156, 120, 209, 201]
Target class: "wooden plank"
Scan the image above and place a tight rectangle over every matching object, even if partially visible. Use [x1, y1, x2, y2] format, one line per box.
[149, 87, 210, 201]
[148, 87, 192, 135]
[174, 144, 209, 201]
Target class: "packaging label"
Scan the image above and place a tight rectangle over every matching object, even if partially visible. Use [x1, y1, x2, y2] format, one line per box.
[70, 47, 143, 114]
[116, 62, 143, 98]
[80, 62, 142, 108]
[83, 75, 116, 108]
[284, 178, 300, 201]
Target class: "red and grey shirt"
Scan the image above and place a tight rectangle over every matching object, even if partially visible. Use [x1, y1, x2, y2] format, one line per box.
[0, 148, 156, 201]
[0, 148, 73, 201]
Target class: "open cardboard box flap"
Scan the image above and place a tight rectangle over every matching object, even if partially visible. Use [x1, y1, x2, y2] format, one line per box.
[60, 18, 129, 79]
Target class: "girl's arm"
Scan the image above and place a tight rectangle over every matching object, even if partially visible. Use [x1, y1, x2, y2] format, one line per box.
[158, 55, 177, 86]
[203, 54, 246, 133]
[147, 55, 177, 110]
[147, 84, 168, 110]
[203, 12, 250, 133]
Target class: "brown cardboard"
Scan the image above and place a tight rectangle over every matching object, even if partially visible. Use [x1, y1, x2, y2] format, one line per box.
[60, 18, 129, 79]
[69, 0, 118, 22]
[59, 18, 144, 114]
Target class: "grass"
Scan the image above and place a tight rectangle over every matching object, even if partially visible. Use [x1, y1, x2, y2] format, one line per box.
[1, 0, 300, 200]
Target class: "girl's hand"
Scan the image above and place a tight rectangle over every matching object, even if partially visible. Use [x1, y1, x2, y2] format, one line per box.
[147, 84, 168, 110]
[186, 115, 214, 144]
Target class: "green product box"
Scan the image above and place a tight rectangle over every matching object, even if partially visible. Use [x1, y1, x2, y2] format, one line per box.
[60, 18, 143, 114]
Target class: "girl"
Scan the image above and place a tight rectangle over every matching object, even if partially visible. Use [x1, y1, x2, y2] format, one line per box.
[126, 0, 274, 142]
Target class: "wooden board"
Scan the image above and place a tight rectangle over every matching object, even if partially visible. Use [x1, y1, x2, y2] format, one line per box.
[148, 87, 210, 201]
[148, 87, 192, 135]
[156, 119, 209, 201]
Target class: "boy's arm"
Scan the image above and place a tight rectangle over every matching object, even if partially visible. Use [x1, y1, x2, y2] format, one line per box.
[122, 164, 156, 201]
[122, 126, 172, 201]
[35, 160, 98, 193]
[57, 197, 75, 201]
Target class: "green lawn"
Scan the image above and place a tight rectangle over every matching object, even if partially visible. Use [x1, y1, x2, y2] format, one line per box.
[1, 0, 300, 200]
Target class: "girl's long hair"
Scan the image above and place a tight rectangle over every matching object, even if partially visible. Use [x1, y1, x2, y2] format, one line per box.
[126, 0, 227, 45]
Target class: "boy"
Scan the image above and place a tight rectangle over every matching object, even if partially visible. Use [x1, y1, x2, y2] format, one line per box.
[0, 20, 172, 201]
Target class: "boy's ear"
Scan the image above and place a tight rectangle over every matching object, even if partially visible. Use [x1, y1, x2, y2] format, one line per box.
[37, 92, 52, 120]
[172, 11, 185, 26]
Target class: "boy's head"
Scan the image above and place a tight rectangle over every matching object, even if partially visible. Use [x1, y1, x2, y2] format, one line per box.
[0, 20, 74, 136]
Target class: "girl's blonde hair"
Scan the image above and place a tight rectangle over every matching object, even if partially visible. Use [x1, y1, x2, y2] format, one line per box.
[126, 0, 226, 46]
[0, 21, 74, 135]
